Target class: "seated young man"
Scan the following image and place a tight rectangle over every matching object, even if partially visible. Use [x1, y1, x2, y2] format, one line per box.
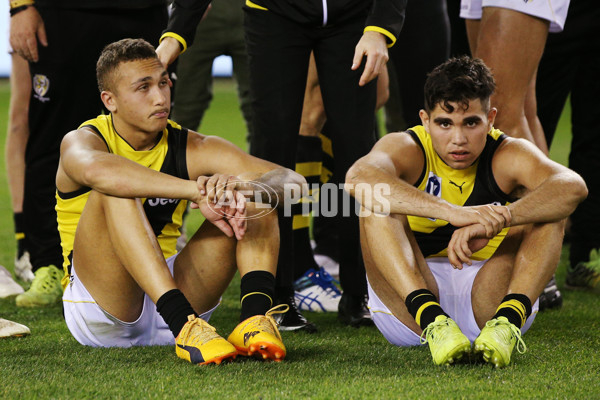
[56, 38, 305, 365]
[346, 56, 587, 367]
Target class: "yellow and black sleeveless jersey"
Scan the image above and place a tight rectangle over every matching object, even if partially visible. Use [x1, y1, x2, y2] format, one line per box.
[406, 125, 516, 261]
[56, 114, 189, 289]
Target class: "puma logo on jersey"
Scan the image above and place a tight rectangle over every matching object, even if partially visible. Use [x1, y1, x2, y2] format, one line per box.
[147, 198, 179, 207]
[449, 180, 466, 194]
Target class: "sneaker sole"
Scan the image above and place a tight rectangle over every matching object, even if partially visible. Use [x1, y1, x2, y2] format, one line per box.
[197, 351, 238, 366]
[437, 342, 471, 366]
[278, 323, 318, 333]
[473, 342, 509, 368]
[234, 342, 286, 361]
[16, 299, 61, 308]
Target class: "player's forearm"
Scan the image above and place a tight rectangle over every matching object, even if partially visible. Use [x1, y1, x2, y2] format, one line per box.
[80, 153, 197, 201]
[508, 172, 588, 226]
[346, 162, 453, 219]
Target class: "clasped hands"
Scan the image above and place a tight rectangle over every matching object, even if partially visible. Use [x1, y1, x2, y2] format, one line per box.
[446, 204, 512, 269]
[190, 174, 250, 241]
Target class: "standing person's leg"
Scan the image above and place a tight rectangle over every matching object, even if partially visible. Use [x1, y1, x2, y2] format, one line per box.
[565, 36, 600, 289]
[291, 55, 342, 313]
[171, 5, 224, 131]
[5, 54, 34, 282]
[466, 7, 549, 152]
[446, 0, 471, 57]
[225, 0, 254, 144]
[533, 12, 576, 306]
[314, 14, 377, 326]
[389, 0, 450, 128]
[244, 6, 315, 330]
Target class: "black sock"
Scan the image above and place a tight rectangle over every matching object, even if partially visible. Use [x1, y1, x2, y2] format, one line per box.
[240, 270, 275, 321]
[14, 212, 27, 258]
[156, 289, 196, 338]
[493, 293, 532, 329]
[405, 289, 448, 330]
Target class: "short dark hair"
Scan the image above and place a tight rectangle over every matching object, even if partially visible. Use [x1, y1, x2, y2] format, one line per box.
[423, 56, 495, 114]
[96, 38, 158, 92]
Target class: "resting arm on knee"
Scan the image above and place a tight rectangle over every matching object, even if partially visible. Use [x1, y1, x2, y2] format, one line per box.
[492, 137, 588, 226]
[185, 131, 307, 208]
[57, 128, 204, 204]
[346, 132, 509, 235]
[447, 137, 588, 268]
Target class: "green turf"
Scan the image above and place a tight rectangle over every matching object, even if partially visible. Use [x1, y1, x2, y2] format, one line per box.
[1, 78, 599, 399]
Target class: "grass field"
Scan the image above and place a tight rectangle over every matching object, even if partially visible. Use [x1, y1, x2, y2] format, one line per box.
[1, 78, 599, 399]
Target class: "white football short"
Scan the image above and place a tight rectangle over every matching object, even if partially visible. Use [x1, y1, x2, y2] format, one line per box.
[460, 0, 570, 32]
[367, 257, 539, 346]
[63, 254, 219, 348]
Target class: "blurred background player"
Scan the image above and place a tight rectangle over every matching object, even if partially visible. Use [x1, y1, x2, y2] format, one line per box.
[4, 52, 34, 282]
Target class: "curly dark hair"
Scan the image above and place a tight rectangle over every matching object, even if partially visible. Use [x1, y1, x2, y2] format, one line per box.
[96, 38, 158, 92]
[423, 56, 495, 114]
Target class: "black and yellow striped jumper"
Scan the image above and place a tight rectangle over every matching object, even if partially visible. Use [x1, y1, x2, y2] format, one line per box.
[55, 114, 189, 289]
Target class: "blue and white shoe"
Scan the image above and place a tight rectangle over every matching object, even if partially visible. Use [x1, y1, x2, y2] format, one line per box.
[294, 267, 342, 313]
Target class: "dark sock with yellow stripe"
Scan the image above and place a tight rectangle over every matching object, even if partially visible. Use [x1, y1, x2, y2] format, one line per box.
[156, 289, 197, 338]
[293, 135, 322, 280]
[14, 212, 27, 258]
[405, 289, 448, 330]
[240, 271, 275, 321]
[493, 293, 531, 328]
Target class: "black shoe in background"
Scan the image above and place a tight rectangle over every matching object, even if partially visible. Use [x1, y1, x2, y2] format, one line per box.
[538, 275, 563, 311]
[338, 293, 374, 327]
[273, 294, 318, 333]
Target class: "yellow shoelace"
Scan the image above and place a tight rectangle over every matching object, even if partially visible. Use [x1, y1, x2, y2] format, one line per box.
[181, 316, 222, 347]
[419, 317, 449, 345]
[250, 304, 290, 335]
[485, 318, 527, 354]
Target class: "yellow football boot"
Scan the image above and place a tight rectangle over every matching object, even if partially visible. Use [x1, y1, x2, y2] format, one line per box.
[16, 265, 63, 307]
[420, 315, 471, 366]
[473, 316, 527, 368]
[227, 304, 289, 361]
[175, 315, 238, 365]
